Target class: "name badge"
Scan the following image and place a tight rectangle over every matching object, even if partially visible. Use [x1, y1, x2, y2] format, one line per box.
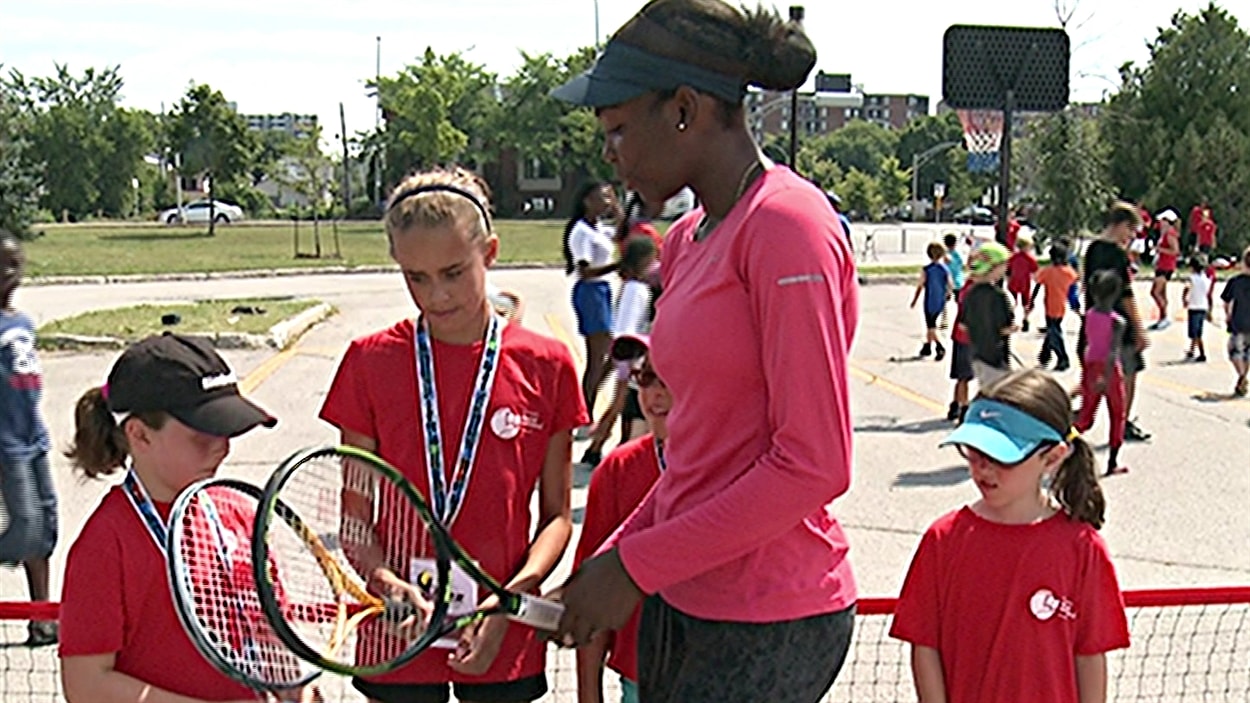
[410, 557, 478, 648]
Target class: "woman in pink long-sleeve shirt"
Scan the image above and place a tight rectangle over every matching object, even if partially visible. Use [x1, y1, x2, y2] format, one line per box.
[552, 2, 859, 701]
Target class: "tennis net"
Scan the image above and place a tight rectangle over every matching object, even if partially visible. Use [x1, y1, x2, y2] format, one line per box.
[2, 586, 1246, 701]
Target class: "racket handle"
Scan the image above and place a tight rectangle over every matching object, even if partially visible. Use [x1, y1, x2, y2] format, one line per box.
[508, 593, 564, 632]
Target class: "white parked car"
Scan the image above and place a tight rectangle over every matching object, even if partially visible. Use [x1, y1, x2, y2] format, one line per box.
[159, 199, 244, 225]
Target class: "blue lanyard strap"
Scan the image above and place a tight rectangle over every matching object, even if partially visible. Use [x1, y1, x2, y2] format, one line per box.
[414, 313, 503, 527]
[122, 469, 168, 557]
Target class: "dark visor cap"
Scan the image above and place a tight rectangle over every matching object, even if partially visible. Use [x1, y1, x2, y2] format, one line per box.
[551, 41, 745, 108]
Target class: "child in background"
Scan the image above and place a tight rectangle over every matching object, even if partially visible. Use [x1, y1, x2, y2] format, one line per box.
[942, 233, 965, 329]
[1033, 242, 1080, 372]
[1220, 247, 1250, 397]
[962, 243, 1015, 389]
[1075, 271, 1130, 476]
[0, 231, 58, 646]
[1183, 257, 1214, 362]
[581, 237, 659, 468]
[58, 333, 283, 703]
[1008, 234, 1038, 332]
[947, 272, 976, 424]
[574, 334, 669, 703]
[891, 369, 1130, 703]
[912, 242, 952, 361]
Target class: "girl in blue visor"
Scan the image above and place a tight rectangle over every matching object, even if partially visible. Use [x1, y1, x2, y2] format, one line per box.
[890, 369, 1129, 703]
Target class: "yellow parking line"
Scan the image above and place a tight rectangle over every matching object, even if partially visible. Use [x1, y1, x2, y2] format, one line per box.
[849, 364, 948, 414]
[545, 313, 583, 364]
[241, 347, 298, 394]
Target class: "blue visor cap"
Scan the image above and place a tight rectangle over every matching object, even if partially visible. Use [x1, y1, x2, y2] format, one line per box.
[551, 41, 745, 108]
[940, 399, 1063, 464]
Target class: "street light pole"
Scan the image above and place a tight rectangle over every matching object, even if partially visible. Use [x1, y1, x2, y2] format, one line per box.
[787, 6, 804, 172]
[375, 36, 383, 211]
[910, 140, 959, 221]
[594, 0, 601, 47]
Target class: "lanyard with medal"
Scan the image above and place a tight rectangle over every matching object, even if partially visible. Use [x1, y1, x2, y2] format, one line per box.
[412, 312, 503, 645]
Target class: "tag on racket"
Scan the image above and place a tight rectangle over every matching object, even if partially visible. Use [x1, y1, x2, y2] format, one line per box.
[167, 478, 321, 694]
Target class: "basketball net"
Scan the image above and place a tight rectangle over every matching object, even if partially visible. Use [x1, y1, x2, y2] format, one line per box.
[957, 109, 1004, 173]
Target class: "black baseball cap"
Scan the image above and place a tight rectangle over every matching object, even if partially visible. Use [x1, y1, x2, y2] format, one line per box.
[106, 333, 276, 437]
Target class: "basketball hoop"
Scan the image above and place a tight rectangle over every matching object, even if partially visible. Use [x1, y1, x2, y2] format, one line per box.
[957, 109, 1003, 173]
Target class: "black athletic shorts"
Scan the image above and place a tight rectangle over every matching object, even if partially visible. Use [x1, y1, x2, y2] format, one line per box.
[1155, 268, 1174, 281]
[637, 597, 854, 703]
[353, 674, 547, 703]
[949, 341, 974, 381]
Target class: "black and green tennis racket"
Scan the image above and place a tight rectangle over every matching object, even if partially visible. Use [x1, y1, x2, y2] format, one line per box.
[252, 445, 564, 678]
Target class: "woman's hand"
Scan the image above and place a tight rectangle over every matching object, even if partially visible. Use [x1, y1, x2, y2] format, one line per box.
[554, 549, 643, 648]
[448, 613, 508, 675]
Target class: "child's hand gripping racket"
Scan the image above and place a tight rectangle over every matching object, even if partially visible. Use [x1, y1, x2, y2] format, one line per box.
[166, 478, 322, 701]
[251, 445, 564, 677]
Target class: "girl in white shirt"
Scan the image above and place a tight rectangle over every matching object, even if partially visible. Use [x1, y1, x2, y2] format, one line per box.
[581, 236, 659, 466]
[1184, 256, 1215, 362]
[563, 181, 621, 418]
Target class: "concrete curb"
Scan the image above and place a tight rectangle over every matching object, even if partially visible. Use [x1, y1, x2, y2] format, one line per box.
[41, 302, 337, 352]
[26, 261, 564, 287]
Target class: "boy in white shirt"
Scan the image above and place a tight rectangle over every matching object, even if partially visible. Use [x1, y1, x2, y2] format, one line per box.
[1184, 256, 1215, 362]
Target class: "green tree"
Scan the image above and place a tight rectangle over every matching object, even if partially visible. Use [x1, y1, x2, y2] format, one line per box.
[876, 156, 911, 213]
[166, 83, 259, 203]
[1103, 3, 1250, 251]
[895, 113, 965, 204]
[372, 49, 498, 187]
[0, 75, 40, 238]
[2, 65, 154, 220]
[837, 168, 883, 219]
[796, 139, 843, 192]
[824, 121, 898, 178]
[1030, 109, 1113, 241]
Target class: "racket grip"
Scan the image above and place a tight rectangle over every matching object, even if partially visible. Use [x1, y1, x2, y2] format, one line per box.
[508, 593, 564, 632]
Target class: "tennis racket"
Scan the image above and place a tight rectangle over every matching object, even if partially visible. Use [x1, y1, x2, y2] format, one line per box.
[167, 478, 321, 697]
[252, 445, 564, 677]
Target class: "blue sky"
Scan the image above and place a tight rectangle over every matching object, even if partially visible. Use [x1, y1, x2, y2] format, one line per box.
[0, 0, 1234, 143]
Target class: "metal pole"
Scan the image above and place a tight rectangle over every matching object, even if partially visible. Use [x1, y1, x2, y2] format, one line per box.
[997, 92, 1014, 245]
[594, 0, 601, 46]
[787, 6, 804, 171]
[911, 153, 920, 222]
[375, 36, 383, 210]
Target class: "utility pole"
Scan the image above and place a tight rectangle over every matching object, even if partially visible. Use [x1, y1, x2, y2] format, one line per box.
[594, 0, 601, 47]
[375, 36, 383, 211]
[787, 6, 804, 172]
[339, 102, 351, 212]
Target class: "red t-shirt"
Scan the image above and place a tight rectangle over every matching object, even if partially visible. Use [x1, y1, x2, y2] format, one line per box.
[58, 487, 259, 701]
[1189, 205, 1207, 235]
[890, 507, 1130, 703]
[319, 319, 587, 685]
[1007, 250, 1038, 292]
[1006, 218, 1021, 250]
[1139, 207, 1152, 234]
[572, 435, 661, 682]
[952, 285, 972, 345]
[1156, 225, 1180, 272]
[1195, 219, 1217, 248]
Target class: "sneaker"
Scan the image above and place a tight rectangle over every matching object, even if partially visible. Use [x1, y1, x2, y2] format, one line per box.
[1235, 378, 1249, 398]
[957, 405, 969, 425]
[25, 621, 57, 647]
[1053, 362, 1070, 372]
[1184, 350, 1196, 361]
[935, 345, 946, 362]
[579, 449, 602, 468]
[1124, 421, 1152, 442]
[919, 343, 932, 358]
[1196, 355, 1207, 363]
[1104, 465, 1130, 476]
[946, 401, 961, 422]
[1157, 319, 1171, 330]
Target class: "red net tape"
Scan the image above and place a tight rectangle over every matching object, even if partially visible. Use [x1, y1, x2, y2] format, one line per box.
[5, 587, 1248, 701]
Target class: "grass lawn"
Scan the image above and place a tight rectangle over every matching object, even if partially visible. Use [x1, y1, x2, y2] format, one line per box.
[23, 219, 568, 278]
[37, 297, 322, 348]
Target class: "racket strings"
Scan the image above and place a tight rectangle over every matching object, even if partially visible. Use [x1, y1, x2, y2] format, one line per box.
[174, 484, 315, 688]
[261, 453, 446, 669]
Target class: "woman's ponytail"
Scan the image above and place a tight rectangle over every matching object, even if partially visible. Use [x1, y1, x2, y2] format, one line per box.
[1051, 435, 1106, 529]
[64, 386, 128, 479]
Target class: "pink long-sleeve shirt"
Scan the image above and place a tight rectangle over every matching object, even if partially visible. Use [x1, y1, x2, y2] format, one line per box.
[612, 166, 859, 622]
